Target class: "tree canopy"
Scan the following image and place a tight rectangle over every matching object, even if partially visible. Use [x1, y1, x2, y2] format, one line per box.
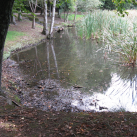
[112, 0, 137, 16]
[77, 0, 102, 12]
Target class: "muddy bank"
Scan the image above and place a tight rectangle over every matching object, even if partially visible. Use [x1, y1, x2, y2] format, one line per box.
[2, 58, 106, 113]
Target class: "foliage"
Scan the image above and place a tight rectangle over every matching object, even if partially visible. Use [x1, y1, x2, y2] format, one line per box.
[12, 0, 29, 13]
[77, 0, 102, 12]
[112, 0, 137, 16]
[59, 0, 76, 12]
[61, 14, 83, 21]
[100, 0, 134, 10]
[100, 0, 116, 10]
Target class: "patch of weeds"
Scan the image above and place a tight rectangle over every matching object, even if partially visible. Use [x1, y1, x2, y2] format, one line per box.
[3, 43, 22, 59]
[14, 95, 20, 103]
[11, 43, 22, 51]
[3, 51, 10, 59]
[111, 107, 126, 112]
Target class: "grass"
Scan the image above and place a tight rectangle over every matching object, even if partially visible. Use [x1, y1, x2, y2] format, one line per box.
[6, 31, 25, 41]
[61, 13, 84, 21]
[4, 31, 25, 59]
[4, 19, 46, 60]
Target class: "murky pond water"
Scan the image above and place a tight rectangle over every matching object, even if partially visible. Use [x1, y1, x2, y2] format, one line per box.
[11, 28, 137, 112]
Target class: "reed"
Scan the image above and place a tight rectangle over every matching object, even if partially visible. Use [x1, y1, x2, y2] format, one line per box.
[77, 10, 137, 66]
[76, 10, 129, 39]
[108, 28, 137, 66]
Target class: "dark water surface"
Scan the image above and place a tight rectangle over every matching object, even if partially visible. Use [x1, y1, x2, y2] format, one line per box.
[11, 28, 137, 112]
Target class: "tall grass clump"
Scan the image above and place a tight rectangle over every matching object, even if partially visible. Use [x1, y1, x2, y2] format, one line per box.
[106, 22, 137, 66]
[76, 10, 129, 39]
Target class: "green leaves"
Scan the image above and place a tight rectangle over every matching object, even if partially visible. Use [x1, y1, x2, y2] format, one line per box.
[112, 0, 137, 16]
[12, 0, 30, 13]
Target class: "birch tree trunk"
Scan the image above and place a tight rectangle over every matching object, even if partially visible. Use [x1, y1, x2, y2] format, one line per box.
[0, 0, 15, 93]
[32, 16, 35, 29]
[48, 0, 56, 38]
[29, 0, 37, 29]
[42, 0, 48, 35]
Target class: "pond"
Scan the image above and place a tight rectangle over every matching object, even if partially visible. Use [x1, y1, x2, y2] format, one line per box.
[11, 28, 137, 112]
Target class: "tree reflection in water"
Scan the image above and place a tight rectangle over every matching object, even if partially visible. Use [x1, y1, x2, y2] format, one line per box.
[10, 28, 137, 112]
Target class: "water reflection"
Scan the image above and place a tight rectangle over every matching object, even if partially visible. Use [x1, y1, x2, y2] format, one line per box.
[11, 28, 137, 112]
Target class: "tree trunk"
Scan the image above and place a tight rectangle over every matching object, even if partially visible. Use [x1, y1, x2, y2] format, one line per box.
[11, 13, 16, 25]
[40, 8, 43, 15]
[64, 10, 65, 22]
[0, 0, 15, 93]
[18, 9, 22, 21]
[58, 8, 61, 18]
[48, 0, 56, 38]
[66, 11, 69, 22]
[32, 15, 35, 29]
[42, 0, 48, 35]
[74, 4, 77, 22]
[29, 0, 37, 29]
[49, 2, 51, 17]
